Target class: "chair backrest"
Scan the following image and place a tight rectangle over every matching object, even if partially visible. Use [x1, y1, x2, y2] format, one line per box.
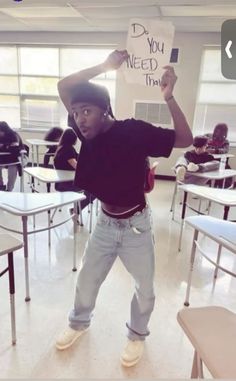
[177, 306, 236, 379]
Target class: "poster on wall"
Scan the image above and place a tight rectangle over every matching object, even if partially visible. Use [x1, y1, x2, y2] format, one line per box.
[123, 18, 175, 87]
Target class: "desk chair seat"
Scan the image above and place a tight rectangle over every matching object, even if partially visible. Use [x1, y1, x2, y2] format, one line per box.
[0, 234, 23, 345]
[177, 306, 236, 379]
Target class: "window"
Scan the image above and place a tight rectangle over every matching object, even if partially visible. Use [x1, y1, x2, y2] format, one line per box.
[0, 46, 116, 131]
[193, 48, 236, 143]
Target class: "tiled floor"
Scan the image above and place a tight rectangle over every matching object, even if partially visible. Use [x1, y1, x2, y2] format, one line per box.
[0, 176, 236, 379]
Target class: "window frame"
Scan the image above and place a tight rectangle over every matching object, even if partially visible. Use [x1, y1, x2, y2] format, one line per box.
[0, 44, 116, 132]
[193, 46, 236, 145]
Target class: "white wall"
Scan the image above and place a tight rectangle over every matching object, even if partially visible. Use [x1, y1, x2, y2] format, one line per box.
[1, 30, 235, 173]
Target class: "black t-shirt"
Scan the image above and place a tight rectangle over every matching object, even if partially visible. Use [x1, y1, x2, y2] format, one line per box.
[54, 146, 77, 171]
[184, 150, 214, 164]
[69, 117, 175, 207]
[0, 130, 22, 164]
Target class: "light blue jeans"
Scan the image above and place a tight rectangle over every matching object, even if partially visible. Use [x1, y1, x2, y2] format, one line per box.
[0, 165, 18, 191]
[69, 206, 155, 341]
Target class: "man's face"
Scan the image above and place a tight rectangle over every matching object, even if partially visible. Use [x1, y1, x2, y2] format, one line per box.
[214, 127, 224, 139]
[194, 145, 207, 155]
[72, 102, 105, 140]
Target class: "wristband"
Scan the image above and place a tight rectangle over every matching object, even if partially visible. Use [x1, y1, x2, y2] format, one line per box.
[166, 95, 174, 102]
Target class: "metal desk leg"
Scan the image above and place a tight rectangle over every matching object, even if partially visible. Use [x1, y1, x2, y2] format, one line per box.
[213, 206, 230, 278]
[48, 210, 51, 248]
[8, 252, 16, 345]
[178, 191, 188, 252]
[184, 229, 199, 306]
[89, 200, 93, 234]
[36, 146, 39, 167]
[22, 216, 30, 302]
[78, 201, 83, 226]
[223, 205, 230, 220]
[73, 201, 78, 271]
[214, 244, 222, 279]
[31, 146, 34, 167]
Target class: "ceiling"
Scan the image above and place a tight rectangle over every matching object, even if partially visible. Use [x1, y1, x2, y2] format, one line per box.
[0, 0, 236, 33]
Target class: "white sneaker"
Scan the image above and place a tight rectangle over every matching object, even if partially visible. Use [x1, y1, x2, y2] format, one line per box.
[176, 166, 186, 183]
[56, 326, 88, 350]
[120, 339, 144, 367]
[187, 162, 199, 172]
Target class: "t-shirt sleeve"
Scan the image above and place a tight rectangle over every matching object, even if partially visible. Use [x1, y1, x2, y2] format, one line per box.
[63, 146, 77, 162]
[135, 119, 176, 157]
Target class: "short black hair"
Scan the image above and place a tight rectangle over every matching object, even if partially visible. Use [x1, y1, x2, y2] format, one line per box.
[193, 135, 208, 148]
[59, 128, 77, 146]
[213, 123, 228, 138]
[70, 81, 114, 117]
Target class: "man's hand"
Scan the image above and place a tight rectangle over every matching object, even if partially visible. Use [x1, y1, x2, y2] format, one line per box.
[160, 65, 177, 101]
[103, 50, 129, 71]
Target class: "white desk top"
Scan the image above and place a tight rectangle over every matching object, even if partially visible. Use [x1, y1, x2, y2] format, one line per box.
[185, 215, 236, 252]
[24, 167, 75, 183]
[26, 139, 59, 146]
[212, 153, 234, 159]
[0, 234, 23, 256]
[190, 169, 236, 180]
[0, 191, 85, 216]
[179, 184, 236, 205]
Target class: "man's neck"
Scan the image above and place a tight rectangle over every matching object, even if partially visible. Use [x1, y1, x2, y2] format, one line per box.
[101, 117, 115, 134]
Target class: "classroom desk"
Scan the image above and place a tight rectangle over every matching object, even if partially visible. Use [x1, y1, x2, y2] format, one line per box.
[24, 167, 84, 226]
[212, 153, 234, 160]
[171, 168, 236, 221]
[178, 184, 236, 251]
[0, 191, 86, 302]
[189, 168, 236, 187]
[183, 215, 236, 306]
[26, 139, 58, 167]
[24, 166, 75, 193]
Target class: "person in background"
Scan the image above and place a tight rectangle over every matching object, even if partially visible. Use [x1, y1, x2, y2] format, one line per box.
[43, 126, 63, 167]
[55, 49, 193, 367]
[0, 121, 24, 191]
[175, 135, 218, 184]
[206, 123, 233, 187]
[206, 123, 229, 154]
[54, 128, 94, 209]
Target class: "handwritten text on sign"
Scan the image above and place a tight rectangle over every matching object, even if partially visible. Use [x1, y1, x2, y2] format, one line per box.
[123, 19, 175, 87]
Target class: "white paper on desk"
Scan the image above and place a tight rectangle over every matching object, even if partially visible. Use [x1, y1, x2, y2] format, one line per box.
[123, 18, 175, 87]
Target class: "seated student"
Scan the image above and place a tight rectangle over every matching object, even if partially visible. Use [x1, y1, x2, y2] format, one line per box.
[206, 123, 229, 154]
[43, 126, 63, 167]
[0, 121, 25, 191]
[54, 128, 95, 210]
[175, 135, 218, 184]
[206, 123, 233, 188]
[54, 128, 78, 191]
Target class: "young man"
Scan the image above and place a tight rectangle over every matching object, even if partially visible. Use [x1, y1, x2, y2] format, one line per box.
[175, 135, 218, 184]
[206, 123, 229, 154]
[56, 49, 192, 367]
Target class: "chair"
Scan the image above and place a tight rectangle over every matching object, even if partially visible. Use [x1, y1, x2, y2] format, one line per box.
[0, 234, 23, 345]
[170, 177, 184, 220]
[177, 306, 236, 379]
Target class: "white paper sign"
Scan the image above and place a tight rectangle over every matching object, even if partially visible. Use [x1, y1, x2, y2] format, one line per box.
[123, 19, 175, 87]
